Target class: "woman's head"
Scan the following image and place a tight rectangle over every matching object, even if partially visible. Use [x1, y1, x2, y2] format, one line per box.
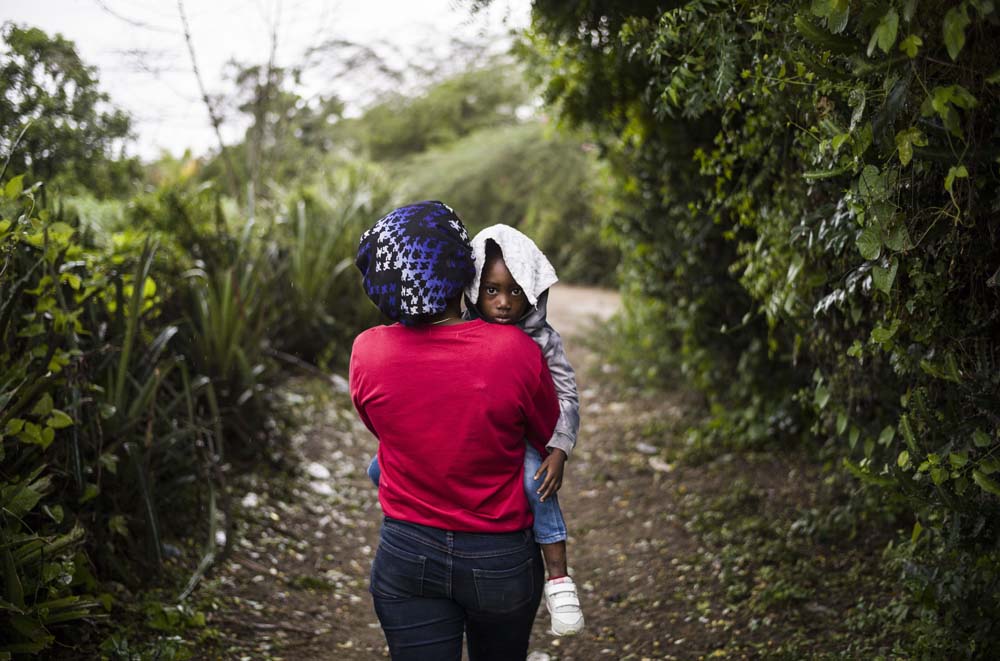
[477, 241, 528, 325]
[355, 201, 474, 325]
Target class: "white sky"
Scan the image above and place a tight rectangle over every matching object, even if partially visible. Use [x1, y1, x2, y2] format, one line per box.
[4, 0, 531, 159]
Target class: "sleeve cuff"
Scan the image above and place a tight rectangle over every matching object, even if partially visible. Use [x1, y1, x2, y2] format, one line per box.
[546, 433, 574, 459]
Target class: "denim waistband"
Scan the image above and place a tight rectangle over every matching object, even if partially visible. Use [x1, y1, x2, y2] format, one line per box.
[382, 517, 533, 559]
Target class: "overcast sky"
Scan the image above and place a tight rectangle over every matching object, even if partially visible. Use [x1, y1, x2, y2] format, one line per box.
[5, 0, 531, 159]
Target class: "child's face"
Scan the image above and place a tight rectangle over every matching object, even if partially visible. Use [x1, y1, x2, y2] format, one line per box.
[478, 255, 528, 324]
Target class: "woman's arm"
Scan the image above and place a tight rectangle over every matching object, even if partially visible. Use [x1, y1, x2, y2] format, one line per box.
[348, 336, 379, 439]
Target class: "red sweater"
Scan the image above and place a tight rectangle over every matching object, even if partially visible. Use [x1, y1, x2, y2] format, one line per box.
[349, 319, 559, 532]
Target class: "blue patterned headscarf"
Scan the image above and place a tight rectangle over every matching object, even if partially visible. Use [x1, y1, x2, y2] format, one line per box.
[355, 201, 475, 326]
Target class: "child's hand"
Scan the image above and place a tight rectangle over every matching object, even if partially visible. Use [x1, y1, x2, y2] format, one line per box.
[534, 449, 567, 502]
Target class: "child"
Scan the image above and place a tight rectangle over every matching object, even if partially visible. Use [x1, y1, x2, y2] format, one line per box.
[366, 224, 585, 637]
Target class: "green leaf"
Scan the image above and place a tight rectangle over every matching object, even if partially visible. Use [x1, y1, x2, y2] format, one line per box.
[30, 393, 54, 417]
[858, 165, 889, 201]
[857, 226, 882, 260]
[829, 0, 850, 33]
[931, 466, 949, 484]
[871, 319, 900, 344]
[815, 384, 831, 410]
[98, 452, 119, 475]
[943, 4, 970, 61]
[945, 164, 969, 193]
[2, 548, 25, 609]
[873, 258, 899, 295]
[894, 127, 927, 166]
[980, 457, 1000, 475]
[987, 69, 1000, 84]
[836, 412, 848, 435]
[843, 458, 894, 486]
[973, 429, 992, 448]
[45, 410, 73, 429]
[897, 449, 911, 468]
[79, 484, 99, 504]
[947, 85, 977, 109]
[108, 515, 129, 538]
[43, 504, 64, 524]
[40, 426, 54, 450]
[812, 0, 851, 33]
[885, 224, 912, 251]
[4, 175, 25, 199]
[878, 425, 896, 446]
[900, 415, 918, 452]
[911, 521, 923, 543]
[973, 470, 1000, 496]
[61, 273, 82, 290]
[919, 353, 962, 382]
[848, 88, 866, 130]
[949, 452, 969, 468]
[849, 426, 860, 449]
[899, 34, 923, 58]
[874, 8, 899, 53]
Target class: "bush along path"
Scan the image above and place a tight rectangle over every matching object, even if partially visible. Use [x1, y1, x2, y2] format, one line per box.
[190, 285, 906, 660]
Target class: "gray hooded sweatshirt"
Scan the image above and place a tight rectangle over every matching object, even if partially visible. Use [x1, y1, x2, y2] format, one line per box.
[463, 225, 580, 458]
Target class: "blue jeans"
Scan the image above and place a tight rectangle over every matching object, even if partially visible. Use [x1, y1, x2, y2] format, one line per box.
[522, 443, 568, 544]
[367, 445, 568, 545]
[371, 516, 544, 660]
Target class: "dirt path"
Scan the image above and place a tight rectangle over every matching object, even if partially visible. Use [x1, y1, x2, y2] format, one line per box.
[203, 285, 877, 659]
[205, 285, 700, 659]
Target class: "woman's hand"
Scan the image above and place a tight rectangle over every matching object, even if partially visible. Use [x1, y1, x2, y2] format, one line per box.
[534, 449, 567, 502]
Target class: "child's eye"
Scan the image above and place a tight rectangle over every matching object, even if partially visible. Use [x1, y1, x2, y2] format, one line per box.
[485, 287, 498, 295]
[511, 288, 522, 296]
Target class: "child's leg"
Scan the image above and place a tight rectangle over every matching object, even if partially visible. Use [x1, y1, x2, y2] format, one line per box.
[367, 454, 381, 488]
[523, 443, 569, 578]
[524, 443, 584, 636]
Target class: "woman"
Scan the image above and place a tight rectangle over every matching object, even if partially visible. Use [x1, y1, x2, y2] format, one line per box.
[350, 201, 560, 660]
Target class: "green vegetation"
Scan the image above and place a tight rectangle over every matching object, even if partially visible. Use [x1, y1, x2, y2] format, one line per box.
[329, 62, 620, 284]
[11, 0, 999, 655]
[0, 165, 385, 655]
[513, 0, 1000, 655]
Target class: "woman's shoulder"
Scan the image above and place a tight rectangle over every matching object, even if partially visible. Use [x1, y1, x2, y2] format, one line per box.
[351, 323, 397, 351]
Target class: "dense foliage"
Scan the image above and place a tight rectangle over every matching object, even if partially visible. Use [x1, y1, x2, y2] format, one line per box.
[0, 163, 385, 654]
[513, 0, 1000, 655]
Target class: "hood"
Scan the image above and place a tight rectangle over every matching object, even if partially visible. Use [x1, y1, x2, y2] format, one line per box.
[465, 224, 558, 308]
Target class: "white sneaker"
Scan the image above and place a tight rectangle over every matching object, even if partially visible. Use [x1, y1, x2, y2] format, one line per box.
[544, 576, 585, 636]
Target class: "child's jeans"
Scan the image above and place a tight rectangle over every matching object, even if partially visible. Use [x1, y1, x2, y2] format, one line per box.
[366, 444, 568, 545]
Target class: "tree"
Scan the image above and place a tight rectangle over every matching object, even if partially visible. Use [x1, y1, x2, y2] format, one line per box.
[507, 0, 1000, 654]
[0, 23, 137, 195]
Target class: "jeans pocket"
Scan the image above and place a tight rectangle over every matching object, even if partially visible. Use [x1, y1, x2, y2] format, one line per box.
[472, 557, 534, 614]
[371, 540, 426, 599]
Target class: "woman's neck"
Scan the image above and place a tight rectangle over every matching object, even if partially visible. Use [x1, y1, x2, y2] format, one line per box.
[422, 300, 464, 327]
